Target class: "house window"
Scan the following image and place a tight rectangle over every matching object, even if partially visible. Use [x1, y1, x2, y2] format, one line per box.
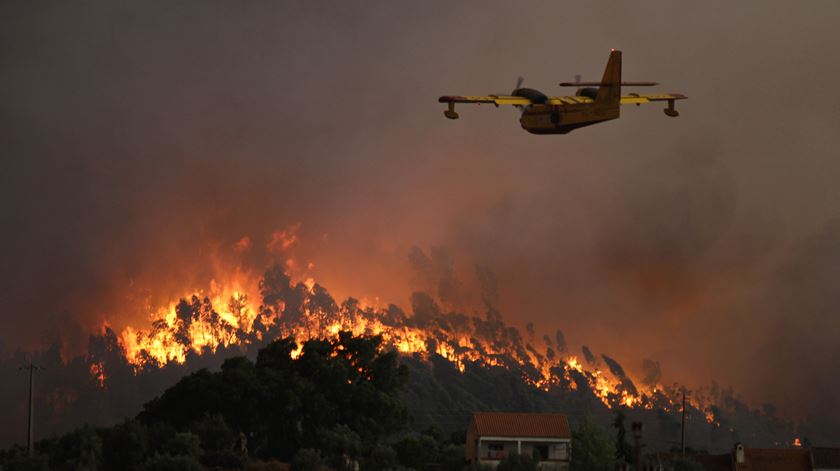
[487, 443, 506, 459]
[549, 443, 569, 461]
[532, 445, 549, 461]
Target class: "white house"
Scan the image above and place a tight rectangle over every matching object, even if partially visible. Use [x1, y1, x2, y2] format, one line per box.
[465, 412, 571, 471]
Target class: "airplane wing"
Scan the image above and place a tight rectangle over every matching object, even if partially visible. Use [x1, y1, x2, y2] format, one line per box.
[438, 92, 687, 118]
[439, 93, 687, 107]
[620, 93, 687, 104]
[439, 95, 602, 106]
[438, 95, 532, 106]
[620, 93, 687, 116]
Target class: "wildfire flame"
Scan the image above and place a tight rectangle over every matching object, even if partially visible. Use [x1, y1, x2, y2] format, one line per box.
[118, 273, 263, 367]
[85, 229, 720, 424]
[95, 273, 716, 424]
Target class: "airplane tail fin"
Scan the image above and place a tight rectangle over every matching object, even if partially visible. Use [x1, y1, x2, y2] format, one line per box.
[595, 50, 621, 106]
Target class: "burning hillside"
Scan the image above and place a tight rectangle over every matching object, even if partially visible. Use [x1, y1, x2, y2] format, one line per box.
[101, 249, 712, 420]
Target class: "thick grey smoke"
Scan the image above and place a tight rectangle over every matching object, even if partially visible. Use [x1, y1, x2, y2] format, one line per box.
[2, 0, 840, 434]
[642, 359, 662, 387]
[749, 220, 840, 438]
[409, 246, 464, 309]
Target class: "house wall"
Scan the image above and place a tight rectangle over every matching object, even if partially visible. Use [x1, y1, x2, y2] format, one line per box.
[471, 436, 571, 471]
[478, 440, 518, 460]
[521, 441, 570, 461]
[465, 421, 477, 463]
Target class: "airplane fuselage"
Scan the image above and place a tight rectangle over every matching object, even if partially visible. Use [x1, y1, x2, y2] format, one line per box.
[519, 103, 620, 135]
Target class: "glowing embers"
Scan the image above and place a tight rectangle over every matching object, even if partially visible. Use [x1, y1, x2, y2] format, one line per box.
[89, 361, 106, 388]
[706, 410, 718, 425]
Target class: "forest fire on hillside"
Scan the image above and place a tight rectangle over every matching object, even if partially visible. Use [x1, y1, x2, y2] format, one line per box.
[101, 246, 719, 426]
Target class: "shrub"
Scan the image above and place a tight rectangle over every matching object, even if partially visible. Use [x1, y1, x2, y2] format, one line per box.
[496, 452, 537, 471]
[291, 448, 323, 471]
[139, 454, 203, 471]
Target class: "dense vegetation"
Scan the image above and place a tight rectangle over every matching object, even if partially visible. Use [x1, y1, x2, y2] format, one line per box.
[0, 332, 626, 471]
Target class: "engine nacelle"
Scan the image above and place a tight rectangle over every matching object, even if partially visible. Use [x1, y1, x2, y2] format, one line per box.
[576, 87, 599, 100]
[513, 87, 548, 104]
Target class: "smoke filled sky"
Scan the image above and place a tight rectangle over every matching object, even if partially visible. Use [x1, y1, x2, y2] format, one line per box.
[2, 0, 840, 424]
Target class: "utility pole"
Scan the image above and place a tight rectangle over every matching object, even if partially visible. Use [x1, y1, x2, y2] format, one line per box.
[632, 421, 643, 471]
[680, 389, 687, 456]
[19, 359, 40, 457]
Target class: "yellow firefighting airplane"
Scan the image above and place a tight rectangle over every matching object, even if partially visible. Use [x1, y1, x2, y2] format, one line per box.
[438, 50, 687, 135]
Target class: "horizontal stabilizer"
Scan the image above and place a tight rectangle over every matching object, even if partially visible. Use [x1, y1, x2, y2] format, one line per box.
[559, 81, 659, 87]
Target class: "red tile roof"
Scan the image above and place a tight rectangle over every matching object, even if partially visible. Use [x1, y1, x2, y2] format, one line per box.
[735, 448, 811, 471]
[812, 447, 840, 469]
[691, 453, 732, 471]
[470, 412, 571, 439]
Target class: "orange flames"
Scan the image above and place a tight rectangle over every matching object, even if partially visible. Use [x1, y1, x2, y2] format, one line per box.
[94, 229, 719, 423]
[118, 270, 263, 367]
